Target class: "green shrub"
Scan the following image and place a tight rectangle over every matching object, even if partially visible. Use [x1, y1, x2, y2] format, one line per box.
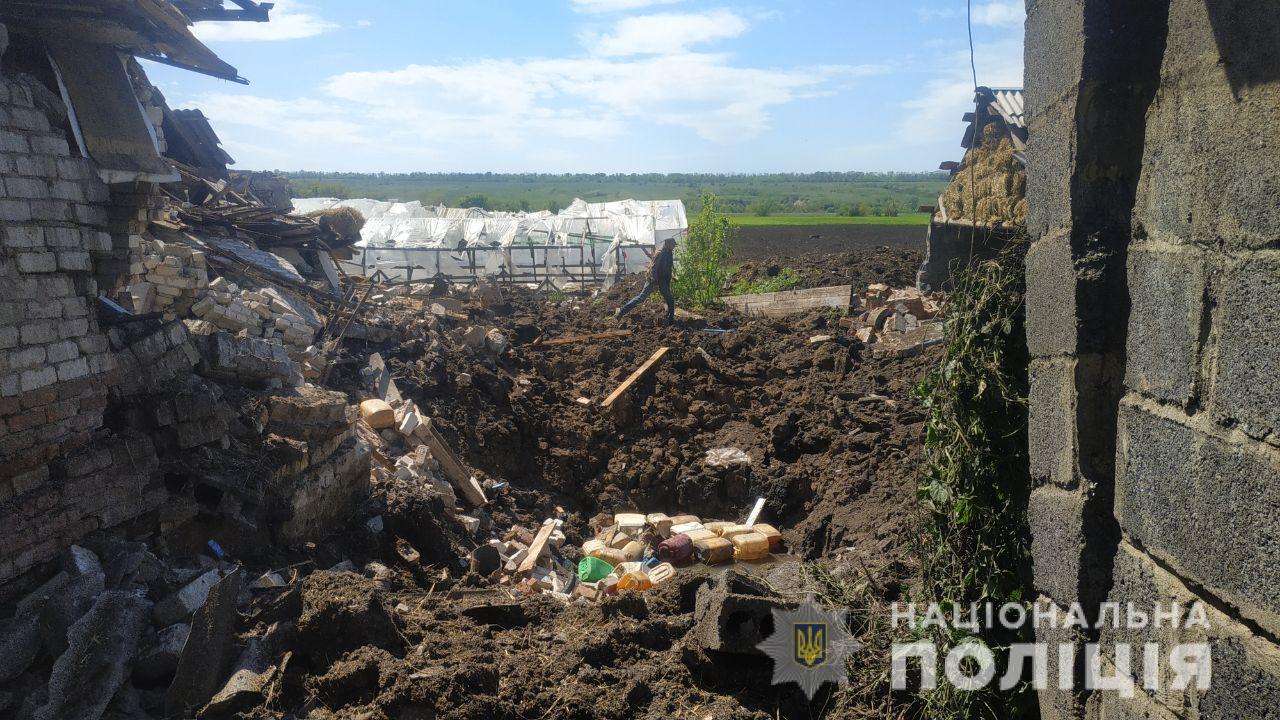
[730, 266, 801, 295]
[671, 191, 733, 308]
[913, 242, 1034, 719]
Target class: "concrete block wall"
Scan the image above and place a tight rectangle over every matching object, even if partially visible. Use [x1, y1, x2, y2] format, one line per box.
[1026, 0, 1280, 716]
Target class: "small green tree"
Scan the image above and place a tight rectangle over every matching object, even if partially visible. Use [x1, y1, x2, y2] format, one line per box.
[671, 191, 732, 308]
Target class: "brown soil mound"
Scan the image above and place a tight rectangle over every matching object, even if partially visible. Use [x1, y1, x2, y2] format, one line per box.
[227, 247, 936, 720]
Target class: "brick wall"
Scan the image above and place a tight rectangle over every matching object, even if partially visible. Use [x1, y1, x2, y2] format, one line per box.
[0, 72, 116, 479]
[1025, 0, 1280, 716]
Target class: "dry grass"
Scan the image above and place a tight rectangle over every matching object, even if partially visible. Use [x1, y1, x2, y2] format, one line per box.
[940, 125, 1027, 227]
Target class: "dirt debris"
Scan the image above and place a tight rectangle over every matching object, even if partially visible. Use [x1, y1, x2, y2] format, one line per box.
[1, 230, 936, 719]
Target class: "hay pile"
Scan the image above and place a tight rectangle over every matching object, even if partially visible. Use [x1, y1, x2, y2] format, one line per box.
[305, 206, 366, 241]
[940, 124, 1027, 227]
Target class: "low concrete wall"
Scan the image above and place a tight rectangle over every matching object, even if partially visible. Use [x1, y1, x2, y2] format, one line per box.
[916, 219, 1021, 292]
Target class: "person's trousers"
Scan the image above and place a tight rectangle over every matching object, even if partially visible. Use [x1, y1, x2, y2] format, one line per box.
[619, 280, 674, 322]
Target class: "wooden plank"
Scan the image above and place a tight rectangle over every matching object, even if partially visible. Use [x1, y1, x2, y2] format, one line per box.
[416, 419, 487, 507]
[535, 329, 632, 348]
[517, 521, 557, 575]
[600, 346, 670, 408]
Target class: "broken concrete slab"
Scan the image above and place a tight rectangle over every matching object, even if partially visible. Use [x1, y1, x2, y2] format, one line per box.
[361, 352, 402, 405]
[34, 591, 152, 720]
[39, 547, 106, 657]
[153, 568, 222, 627]
[691, 572, 797, 656]
[722, 284, 855, 318]
[133, 623, 190, 685]
[165, 568, 244, 718]
[200, 636, 275, 717]
[0, 616, 42, 684]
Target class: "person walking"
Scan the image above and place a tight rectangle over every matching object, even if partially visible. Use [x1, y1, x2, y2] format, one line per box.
[615, 237, 676, 324]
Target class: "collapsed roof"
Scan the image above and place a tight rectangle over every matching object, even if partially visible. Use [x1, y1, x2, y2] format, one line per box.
[0, 0, 270, 83]
[939, 86, 1027, 173]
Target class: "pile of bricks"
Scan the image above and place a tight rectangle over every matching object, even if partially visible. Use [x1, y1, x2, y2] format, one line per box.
[135, 238, 209, 315]
[191, 278, 318, 350]
[264, 386, 369, 543]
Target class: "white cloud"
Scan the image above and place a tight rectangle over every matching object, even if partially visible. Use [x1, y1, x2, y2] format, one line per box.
[356, 19, 374, 28]
[915, 6, 961, 22]
[916, 1, 1023, 27]
[193, 0, 338, 42]
[896, 37, 1024, 149]
[971, 1, 1025, 28]
[187, 51, 884, 170]
[571, 0, 688, 13]
[586, 10, 749, 56]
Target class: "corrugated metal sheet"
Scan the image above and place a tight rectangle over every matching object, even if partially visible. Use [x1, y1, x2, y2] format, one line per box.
[986, 87, 1025, 129]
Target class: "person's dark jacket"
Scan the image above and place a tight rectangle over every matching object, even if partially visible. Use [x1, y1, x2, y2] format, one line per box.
[649, 247, 674, 285]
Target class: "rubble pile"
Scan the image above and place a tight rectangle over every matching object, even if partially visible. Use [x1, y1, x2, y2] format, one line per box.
[841, 282, 946, 358]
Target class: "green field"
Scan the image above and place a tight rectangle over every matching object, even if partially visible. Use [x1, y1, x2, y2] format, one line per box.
[282, 171, 947, 221]
[728, 212, 931, 226]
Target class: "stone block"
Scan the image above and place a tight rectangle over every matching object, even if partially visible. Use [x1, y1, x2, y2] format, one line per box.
[16, 251, 55, 273]
[1212, 253, 1280, 437]
[166, 569, 243, 717]
[1099, 541, 1280, 717]
[56, 250, 91, 272]
[3, 176, 46, 199]
[1025, 232, 1079, 357]
[1030, 597, 1091, 720]
[19, 320, 55, 346]
[1133, 40, 1280, 250]
[153, 568, 223, 627]
[1124, 244, 1205, 407]
[1029, 357, 1077, 486]
[203, 637, 275, 716]
[0, 198, 30, 222]
[2, 225, 41, 248]
[1117, 400, 1280, 636]
[20, 365, 56, 391]
[691, 571, 796, 655]
[1029, 484, 1117, 611]
[133, 622, 190, 684]
[35, 591, 151, 720]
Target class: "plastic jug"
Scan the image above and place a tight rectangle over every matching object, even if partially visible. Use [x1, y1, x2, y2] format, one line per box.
[731, 532, 770, 560]
[668, 514, 700, 527]
[648, 562, 676, 585]
[658, 533, 694, 566]
[578, 556, 614, 582]
[720, 524, 754, 540]
[670, 520, 704, 536]
[646, 513, 673, 537]
[704, 521, 735, 536]
[620, 540, 646, 561]
[582, 538, 606, 556]
[694, 537, 734, 565]
[617, 570, 653, 592]
[752, 523, 784, 550]
[683, 528, 717, 543]
[591, 547, 627, 566]
[614, 513, 646, 532]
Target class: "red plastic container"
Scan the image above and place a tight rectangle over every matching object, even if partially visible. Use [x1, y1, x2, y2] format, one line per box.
[658, 533, 694, 566]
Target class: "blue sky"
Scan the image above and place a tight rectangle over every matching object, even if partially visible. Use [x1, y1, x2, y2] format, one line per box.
[145, 0, 1024, 173]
